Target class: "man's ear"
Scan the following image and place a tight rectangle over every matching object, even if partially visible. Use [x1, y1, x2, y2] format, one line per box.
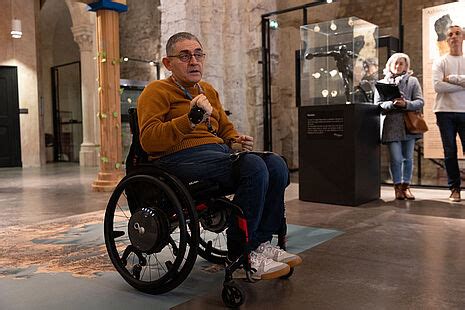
[162, 57, 172, 70]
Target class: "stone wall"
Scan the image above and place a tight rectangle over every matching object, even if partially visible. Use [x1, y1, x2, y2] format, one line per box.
[119, 0, 161, 82]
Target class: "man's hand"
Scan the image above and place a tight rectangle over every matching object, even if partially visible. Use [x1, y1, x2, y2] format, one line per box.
[190, 94, 213, 115]
[235, 135, 254, 151]
[445, 74, 465, 87]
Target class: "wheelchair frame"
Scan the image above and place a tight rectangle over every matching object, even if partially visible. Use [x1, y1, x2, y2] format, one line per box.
[103, 107, 289, 307]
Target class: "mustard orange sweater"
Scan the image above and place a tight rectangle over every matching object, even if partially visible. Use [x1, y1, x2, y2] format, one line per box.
[137, 77, 239, 159]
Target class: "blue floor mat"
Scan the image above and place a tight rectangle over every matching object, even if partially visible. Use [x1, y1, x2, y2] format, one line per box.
[0, 224, 343, 310]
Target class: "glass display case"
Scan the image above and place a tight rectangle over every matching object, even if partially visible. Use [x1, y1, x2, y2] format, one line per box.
[300, 17, 378, 105]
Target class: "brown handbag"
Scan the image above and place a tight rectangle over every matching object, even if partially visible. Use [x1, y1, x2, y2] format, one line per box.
[404, 111, 428, 134]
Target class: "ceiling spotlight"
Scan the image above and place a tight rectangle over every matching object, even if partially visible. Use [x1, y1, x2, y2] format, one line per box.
[123, 57, 129, 62]
[326, 0, 333, 3]
[331, 90, 338, 97]
[321, 89, 329, 97]
[149, 61, 155, 66]
[312, 72, 321, 79]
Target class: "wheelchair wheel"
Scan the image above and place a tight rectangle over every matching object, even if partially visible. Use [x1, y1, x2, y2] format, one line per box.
[197, 203, 229, 265]
[198, 226, 228, 265]
[104, 173, 199, 294]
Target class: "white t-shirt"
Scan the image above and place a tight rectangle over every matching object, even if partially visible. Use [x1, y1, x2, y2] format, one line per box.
[432, 54, 465, 112]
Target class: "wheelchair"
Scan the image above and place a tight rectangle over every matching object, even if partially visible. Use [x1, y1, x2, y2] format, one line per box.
[104, 108, 290, 307]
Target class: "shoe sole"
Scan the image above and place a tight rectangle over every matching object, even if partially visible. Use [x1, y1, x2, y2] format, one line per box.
[260, 265, 291, 280]
[283, 256, 303, 268]
[232, 265, 291, 280]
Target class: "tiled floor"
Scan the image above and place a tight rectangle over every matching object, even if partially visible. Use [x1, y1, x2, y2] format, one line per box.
[1, 163, 465, 309]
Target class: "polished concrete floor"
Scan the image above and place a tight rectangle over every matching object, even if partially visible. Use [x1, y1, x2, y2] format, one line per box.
[1, 163, 465, 309]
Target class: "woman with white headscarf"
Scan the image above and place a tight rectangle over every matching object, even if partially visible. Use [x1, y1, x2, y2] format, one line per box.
[374, 53, 424, 200]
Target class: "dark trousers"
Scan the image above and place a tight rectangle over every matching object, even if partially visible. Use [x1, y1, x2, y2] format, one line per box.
[155, 143, 289, 251]
[436, 112, 465, 189]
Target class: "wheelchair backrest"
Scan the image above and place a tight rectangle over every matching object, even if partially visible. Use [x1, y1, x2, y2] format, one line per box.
[126, 108, 149, 171]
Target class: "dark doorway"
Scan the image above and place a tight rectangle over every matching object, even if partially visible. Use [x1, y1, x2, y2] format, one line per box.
[51, 62, 82, 162]
[0, 66, 22, 167]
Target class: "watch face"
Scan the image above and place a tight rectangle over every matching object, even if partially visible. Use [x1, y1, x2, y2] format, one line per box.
[189, 106, 205, 124]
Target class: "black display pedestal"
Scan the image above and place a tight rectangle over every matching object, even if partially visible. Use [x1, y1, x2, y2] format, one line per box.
[298, 104, 380, 206]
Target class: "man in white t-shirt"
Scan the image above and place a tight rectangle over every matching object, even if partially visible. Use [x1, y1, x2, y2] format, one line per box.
[433, 25, 465, 202]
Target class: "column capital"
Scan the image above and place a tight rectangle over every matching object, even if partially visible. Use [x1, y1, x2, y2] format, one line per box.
[72, 24, 94, 51]
[82, 0, 128, 12]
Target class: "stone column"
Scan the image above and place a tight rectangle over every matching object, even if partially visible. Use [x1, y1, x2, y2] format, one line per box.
[72, 24, 99, 167]
[90, 5, 126, 191]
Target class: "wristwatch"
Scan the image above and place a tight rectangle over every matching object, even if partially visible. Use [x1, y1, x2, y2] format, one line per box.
[188, 106, 205, 125]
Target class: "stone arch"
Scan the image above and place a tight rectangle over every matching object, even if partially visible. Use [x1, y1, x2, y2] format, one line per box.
[38, 0, 99, 166]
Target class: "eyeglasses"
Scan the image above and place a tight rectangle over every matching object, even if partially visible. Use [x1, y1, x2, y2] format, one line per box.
[168, 52, 206, 63]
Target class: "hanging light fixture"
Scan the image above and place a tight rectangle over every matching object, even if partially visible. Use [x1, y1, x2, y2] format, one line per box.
[11, 19, 22, 38]
[10, 0, 22, 39]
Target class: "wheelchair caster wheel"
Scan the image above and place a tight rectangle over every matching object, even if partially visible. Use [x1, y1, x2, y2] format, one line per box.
[222, 281, 245, 308]
[280, 267, 294, 279]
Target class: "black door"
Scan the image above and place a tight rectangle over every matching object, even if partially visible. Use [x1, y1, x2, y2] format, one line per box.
[0, 66, 21, 167]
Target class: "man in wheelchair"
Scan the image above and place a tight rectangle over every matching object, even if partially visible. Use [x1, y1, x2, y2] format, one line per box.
[137, 32, 302, 280]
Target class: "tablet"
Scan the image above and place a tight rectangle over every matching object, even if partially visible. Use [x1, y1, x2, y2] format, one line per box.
[375, 82, 401, 101]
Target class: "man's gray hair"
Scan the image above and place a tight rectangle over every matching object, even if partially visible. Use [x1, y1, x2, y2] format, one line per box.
[447, 25, 464, 34]
[166, 32, 202, 55]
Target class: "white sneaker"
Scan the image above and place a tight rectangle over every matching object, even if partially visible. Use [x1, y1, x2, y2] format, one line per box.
[233, 250, 290, 280]
[256, 241, 303, 267]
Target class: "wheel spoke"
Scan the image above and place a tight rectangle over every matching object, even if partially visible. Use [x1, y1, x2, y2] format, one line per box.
[113, 230, 125, 239]
[104, 174, 199, 294]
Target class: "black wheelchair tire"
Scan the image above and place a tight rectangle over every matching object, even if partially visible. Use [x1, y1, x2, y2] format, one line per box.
[104, 173, 199, 294]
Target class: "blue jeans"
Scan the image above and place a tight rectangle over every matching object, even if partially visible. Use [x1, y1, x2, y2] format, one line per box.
[387, 139, 416, 184]
[436, 112, 465, 189]
[155, 144, 289, 251]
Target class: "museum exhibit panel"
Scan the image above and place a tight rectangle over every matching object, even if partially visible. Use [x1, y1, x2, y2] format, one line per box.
[299, 17, 380, 206]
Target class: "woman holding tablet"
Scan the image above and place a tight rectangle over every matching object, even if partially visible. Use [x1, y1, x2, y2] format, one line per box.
[374, 53, 424, 200]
